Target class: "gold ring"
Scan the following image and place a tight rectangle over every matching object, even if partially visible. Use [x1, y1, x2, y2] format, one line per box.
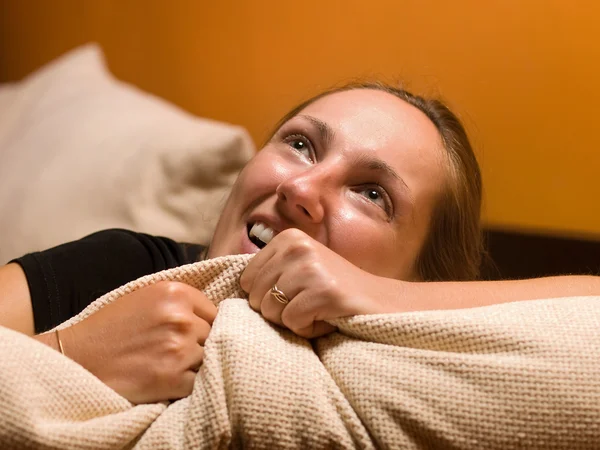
[270, 284, 289, 305]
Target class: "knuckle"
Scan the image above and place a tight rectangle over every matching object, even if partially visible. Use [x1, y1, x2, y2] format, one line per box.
[281, 312, 305, 337]
[197, 322, 212, 342]
[152, 285, 196, 322]
[285, 237, 314, 258]
[149, 282, 187, 308]
[301, 260, 324, 278]
[279, 228, 305, 240]
[168, 313, 194, 333]
[161, 281, 189, 299]
[161, 333, 188, 358]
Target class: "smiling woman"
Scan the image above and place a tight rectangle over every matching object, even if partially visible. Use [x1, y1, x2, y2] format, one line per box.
[208, 82, 483, 283]
[1, 81, 599, 405]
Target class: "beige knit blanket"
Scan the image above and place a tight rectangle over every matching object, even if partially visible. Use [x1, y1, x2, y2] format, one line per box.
[1, 255, 599, 449]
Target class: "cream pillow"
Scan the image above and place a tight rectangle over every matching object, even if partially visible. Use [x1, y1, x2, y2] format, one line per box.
[0, 44, 254, 264]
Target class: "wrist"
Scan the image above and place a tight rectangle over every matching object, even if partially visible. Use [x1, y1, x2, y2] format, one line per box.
[57, 323, 85, 365]
[387, 278, 425, 313]
[359, 276, 415, 315]
[35, 326, 80, 361]
[34, 330, 61, 353]
[370, 277, 444, 314]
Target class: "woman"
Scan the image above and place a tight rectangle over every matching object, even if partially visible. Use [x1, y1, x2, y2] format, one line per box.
[1, 82, 598, 405]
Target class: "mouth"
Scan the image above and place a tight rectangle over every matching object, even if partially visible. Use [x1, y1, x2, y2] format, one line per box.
[247, 221, 277, 250]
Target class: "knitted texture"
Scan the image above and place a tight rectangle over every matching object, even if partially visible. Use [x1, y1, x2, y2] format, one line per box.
[1, 254, 599, 449]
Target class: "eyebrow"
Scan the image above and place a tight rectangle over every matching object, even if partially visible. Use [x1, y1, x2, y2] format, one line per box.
[297, 115, 335, 147]
[353, 154, 412, 197]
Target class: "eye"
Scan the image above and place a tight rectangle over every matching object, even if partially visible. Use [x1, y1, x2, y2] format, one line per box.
[356, 185, 393, 216]
[284, 134, 315, 162]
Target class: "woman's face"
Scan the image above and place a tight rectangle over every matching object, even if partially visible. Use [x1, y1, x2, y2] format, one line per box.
[208, 89, 447, 280]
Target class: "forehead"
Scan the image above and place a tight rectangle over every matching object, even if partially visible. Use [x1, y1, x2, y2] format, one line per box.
[296, 89, 446, 186]
[299, 89, 443, 155]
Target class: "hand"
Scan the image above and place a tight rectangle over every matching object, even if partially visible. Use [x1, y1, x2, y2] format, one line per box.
[60, 281, 216, 404]
[240, 228, 400, 338]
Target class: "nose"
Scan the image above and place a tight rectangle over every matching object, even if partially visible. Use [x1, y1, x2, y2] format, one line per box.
[275, 168, 327, 224]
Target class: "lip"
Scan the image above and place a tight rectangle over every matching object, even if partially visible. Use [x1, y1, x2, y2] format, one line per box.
[240, 227, 261, 254]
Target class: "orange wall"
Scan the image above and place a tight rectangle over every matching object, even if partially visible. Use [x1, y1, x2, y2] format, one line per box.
[1, 0, 599, 238]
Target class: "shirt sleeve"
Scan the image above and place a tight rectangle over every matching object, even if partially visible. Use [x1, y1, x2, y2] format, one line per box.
[11, 229, 205, 333]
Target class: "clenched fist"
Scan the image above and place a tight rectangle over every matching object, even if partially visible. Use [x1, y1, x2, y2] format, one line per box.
[241, 228, 400, 338]
[60, 281, 216, 404]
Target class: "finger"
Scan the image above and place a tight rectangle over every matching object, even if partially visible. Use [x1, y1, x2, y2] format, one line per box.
[248, 245, 304, 314]
[279, 287, 334, 338]
[239, 239, 279, 293]
[187, 344, 205, 372]
[247, 252, 283, 312]
[291, 321, 337, 339]
[160, 281, 218, 324]
[248, 285, 264, 312]
[258, 265, 304, 325]
[170, 371, 198, 400]
[187, 287, 218, 325]
[259, 285, 286, 326]
[193, 318, 212, 346]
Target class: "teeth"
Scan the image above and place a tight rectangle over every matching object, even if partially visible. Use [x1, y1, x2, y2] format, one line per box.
[249, 222, 276, 245]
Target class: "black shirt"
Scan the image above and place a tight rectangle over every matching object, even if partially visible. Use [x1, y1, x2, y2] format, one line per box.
[12, 229, 205, 333]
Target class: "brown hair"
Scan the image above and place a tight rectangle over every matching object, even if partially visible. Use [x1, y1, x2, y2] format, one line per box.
[268, 81, 484, 281]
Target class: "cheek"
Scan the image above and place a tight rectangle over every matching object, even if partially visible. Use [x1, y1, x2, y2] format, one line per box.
[327, 211, 390, 268]
[233, 153, 288, 199]
[327, 208, 421, 280]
